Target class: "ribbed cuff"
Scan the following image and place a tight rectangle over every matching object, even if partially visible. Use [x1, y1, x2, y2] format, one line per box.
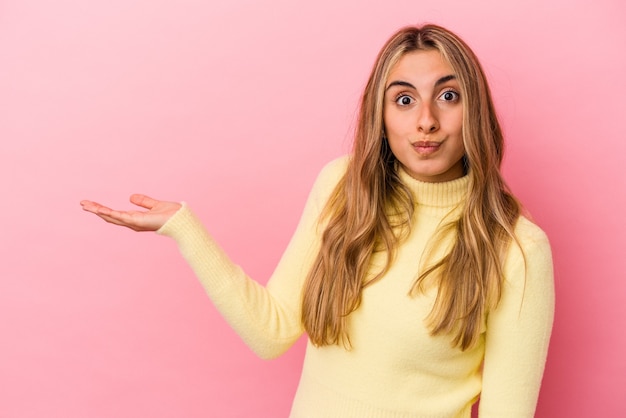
[156, 203, 241, 294]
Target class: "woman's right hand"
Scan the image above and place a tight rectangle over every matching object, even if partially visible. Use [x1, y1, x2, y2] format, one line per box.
[80, 194, 182, 232]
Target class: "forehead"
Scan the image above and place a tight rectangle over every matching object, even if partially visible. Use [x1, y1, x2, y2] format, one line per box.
[386, 49, 455, 86]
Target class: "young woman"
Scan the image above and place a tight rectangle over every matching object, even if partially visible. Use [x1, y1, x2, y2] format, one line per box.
[81, 24, 554, 417]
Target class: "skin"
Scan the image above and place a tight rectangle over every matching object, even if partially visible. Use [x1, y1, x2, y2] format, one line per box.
[80, 194, 180, 231]
[384, 49, 465, 183]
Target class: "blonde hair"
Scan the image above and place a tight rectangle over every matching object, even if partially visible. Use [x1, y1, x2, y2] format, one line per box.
[302, 24, 521, 350]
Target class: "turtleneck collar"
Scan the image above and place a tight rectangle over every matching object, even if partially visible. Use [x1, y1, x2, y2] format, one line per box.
[397, 166, 470, 209]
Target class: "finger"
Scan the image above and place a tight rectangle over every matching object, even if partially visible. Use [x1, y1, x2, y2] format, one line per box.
[80, 200, 112, 215]
[99, 208, 148, 228]
[95, 212, 132, 227]
[80, 200, 101, 210]
[95, 212, 145, 231]
[130, 194, 159, 210]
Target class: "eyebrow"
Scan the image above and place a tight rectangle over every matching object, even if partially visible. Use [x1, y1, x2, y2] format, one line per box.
[385, 74, 457, 91]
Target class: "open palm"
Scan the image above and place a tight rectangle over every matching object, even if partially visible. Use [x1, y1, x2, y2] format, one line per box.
[80, 194, 181, 231]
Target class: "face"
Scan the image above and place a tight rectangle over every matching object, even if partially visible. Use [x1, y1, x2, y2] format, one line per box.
[383, 49, 465, 183]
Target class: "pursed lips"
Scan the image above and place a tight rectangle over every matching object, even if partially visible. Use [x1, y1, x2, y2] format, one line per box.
[411, 140, 442, 155]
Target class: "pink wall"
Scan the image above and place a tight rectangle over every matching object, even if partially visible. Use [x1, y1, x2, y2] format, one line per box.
[1, 0, 624, 416]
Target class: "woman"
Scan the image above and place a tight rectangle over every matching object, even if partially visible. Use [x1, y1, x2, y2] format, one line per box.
[81, 24, 554, 417]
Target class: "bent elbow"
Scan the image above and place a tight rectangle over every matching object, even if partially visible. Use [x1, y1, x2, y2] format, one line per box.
[245, 335, 302, 360]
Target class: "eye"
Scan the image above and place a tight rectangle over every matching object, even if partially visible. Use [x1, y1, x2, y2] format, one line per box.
[395, 95, 415, 106]
[439, 90, 460, 102]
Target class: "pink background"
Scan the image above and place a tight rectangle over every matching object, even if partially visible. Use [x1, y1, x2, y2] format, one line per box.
[1, 0, 625, 416]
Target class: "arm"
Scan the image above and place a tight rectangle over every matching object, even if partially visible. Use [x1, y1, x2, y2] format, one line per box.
[479, 218, 555, 417]
[81, 158, 347, 359]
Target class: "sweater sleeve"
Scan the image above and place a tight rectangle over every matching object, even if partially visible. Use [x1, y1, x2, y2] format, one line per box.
[479, 217, 555, 417]
[156, 157, 347, 359]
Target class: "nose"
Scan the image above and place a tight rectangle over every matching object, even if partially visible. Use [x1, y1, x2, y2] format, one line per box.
[417, 102, 439, 133]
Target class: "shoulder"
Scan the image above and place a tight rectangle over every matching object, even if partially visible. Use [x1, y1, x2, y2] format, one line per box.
[514, 216, 551, 251]
[297, 155, 350, 216]
[504, 216, 553, 285]
[315, 155, 350, 185]
[309, 155, 350, 199]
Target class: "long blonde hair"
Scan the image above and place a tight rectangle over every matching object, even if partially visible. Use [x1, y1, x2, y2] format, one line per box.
[302, 24, 521, 350]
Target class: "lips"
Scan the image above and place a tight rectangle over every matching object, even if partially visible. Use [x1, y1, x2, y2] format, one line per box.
[412, 141, 441, 155]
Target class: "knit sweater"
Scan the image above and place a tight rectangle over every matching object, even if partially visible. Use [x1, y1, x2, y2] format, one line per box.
[157, 156, 554, 418]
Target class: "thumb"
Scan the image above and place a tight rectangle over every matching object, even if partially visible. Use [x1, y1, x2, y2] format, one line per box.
[130, 194, 159, 210]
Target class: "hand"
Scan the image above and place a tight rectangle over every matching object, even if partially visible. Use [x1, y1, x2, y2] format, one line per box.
[80, 194, 182, 232]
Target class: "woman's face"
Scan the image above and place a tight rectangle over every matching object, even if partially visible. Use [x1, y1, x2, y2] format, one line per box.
[383, 49, 465, 183]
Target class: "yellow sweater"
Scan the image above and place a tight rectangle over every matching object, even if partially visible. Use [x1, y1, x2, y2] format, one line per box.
[157, 156, 554, 418]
